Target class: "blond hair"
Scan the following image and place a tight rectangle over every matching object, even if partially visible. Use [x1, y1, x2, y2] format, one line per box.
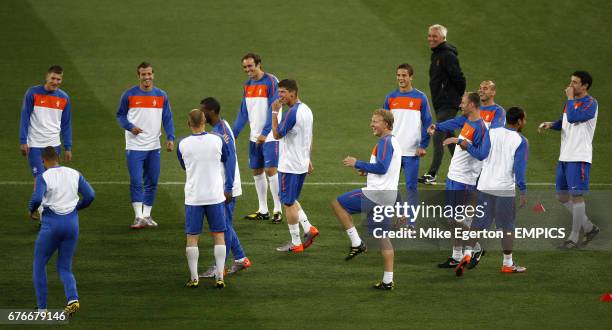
[373, 109, 394, 130]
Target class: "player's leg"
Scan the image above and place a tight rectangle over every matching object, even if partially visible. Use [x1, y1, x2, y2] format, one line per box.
[56, 212, 80, 316]
[402, 156, 419, 226]
[226, 199, 251, 275]
[27, 147, 46, 220]
[439, 179, 464, 268]
[33, 220, 60, 310]
[185, 205, 204, 287]
[422, 107, 457, 184]
[276, 173, 305, 252]
[457, 191, 494, 276]
[205, 202, 227, 287]
[294, 200, 318, 248]
[374, 238, 394, 290]
[333, 189, 367, 259]
[142, 149, 161, 226]
[246, 142, 269, 220]
[264, 141, 282, 222]
[497, 196, 525, 273]
[568, 162, 598, 245]
[126, 150, 146, 228]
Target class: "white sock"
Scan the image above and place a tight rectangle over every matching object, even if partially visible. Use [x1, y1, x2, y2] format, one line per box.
[143, 205, 152, 218]
[463, 246, 473, 258]
[235, 257, 246, 263]
[569, 202, 585, 243]
[214, 245, 226, 280]
[132, 202, 143, 218]
[346, 226, 362, 247]
[268, 174, 282, 213]
[186, 247, 199, 281]
[298, 209, 312, 233]
[452, 246, 463, 261]
[503, 253, 513, 267]
[383, 271, 393, 284]
[474, 242, 482, 253]
[289, 223, 301, 245]
[253, 174, 269, 214]
[563, 201, 573, 212]
[575, 202, 594, 233]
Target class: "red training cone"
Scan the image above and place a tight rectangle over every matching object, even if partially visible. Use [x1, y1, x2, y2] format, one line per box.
[532, 202, 546, 213]
[600, 293, 612, 302]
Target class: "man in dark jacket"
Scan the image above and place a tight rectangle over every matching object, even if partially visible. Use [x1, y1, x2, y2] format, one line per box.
[420, 24, 466, 184]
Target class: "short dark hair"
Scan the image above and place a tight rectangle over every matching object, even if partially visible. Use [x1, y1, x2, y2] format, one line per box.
[242, 53, 261, 65]
[467, 92, 480, 108]
[506, 106, 525, 125]
[41, 146, 59, 161]
[278, 79, 298, 93]
[188, 109, 205, 127]
[200, 97, 221, 114]
[572, 70, 592, 90]
[47, 65, 63, 74]
[396, 63, 414, 76]
[137, 61, 153, 73]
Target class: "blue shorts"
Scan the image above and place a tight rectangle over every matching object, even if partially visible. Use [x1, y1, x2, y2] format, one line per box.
[185, 203, 226, 235]
[445, 178, 477, 214]
[472, 192, 516, 230]
[337, 188, 391, 234]
[279, 172, 306, 206]
[556, 161, 590, 196]
[249, 141, 279, 169]
[28, 146, 61, 177]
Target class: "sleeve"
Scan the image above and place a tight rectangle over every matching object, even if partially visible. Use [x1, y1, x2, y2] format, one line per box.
[436, 116, 466, 132]
[60, 97, 73, 150]
[551, 117, 563, 130]
[260, 77, 279, 137]
[28, 175, 46, 213]
[76, 175, 95, 210]
[382, 95, 390, 110]
[220, 137, 235, 193]
[232, 98, 249, 138]
[513, 137, 528, 194]
[116, 92, 134, 131]
[19, 89, 34, 144]
[489, 107, 506, 129]
[419, 97, 433, 148]
[176, 140, 186, 170]
[277, 106, 297, 138]
[162, 94, 175, 141]
[566, 98, 597, 123]
[354, 137, 394, 175]
[466, 128, 491, 161]
[444, 52, 466, 96]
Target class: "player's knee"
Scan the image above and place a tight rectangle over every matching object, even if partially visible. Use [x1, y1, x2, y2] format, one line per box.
[264, 168, 277, 176]
[252, 168, 264, 176]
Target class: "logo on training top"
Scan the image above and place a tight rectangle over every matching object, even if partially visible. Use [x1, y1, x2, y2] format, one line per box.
[153, 98, 157, 107]
[258, 87, 263, 96]
[56, 100, 60, 108]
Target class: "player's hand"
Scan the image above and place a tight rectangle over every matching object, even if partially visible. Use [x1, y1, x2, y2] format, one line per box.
[358, 169, 367, 176]
[256, 135, 266, 145]
[443, 137, 459, 146]
[64, 150, 72, 162]
[272, 99, 282, 111]
[565, 86, 574, 99]
[166, 140, 174, 152]
[518, 194, 527, 209]
[538, 122, 552, 133]
[30, 210, 40, 221]
[308, 161, 314, 174]
[427, 124, 436, 136]
[131, 127, 143, 135]
[415, 147, 427, 157]
[20, 144, 29, 157]
[224, 191, 232, 204]
[343, 156, 357, 168]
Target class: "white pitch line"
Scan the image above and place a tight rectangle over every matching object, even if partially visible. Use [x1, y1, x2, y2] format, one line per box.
[1, 181, 612, 186]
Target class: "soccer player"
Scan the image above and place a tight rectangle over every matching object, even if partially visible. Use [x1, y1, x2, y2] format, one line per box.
[478, 80, 505, 129]
[427, 92, 487, 269]
[332, 109, 402, 290]
[116, 62, 175, 229]
[538, 71, 599, 249]
[198, 97, 252, 278]
[177, 109, 234, 289]
[19, 65, 73, 218]
[420, 24, 466, 185]
[271, 79, 319, 252]
[29, 147, 95, 316]
[232, 53, 283, 223]
[382, 63, 432, 205]
[456, 107, 529, 276]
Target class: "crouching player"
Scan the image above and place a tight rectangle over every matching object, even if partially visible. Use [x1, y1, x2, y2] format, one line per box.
[177, 109, 234, 288]
[331, 109, 402, 290]
[30, 146, 95, 316]
[455, 107, 528, 276]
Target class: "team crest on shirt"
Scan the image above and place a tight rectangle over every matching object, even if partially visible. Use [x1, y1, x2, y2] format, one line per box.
[153, 98, 157, 107]
[258, 88, 263, 96]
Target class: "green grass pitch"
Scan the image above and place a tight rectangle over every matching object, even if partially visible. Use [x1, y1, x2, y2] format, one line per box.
[1, 0, 611, 328]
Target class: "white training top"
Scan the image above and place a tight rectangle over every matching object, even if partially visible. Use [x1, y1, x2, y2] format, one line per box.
[277, 102, 313, 174]
[477, 128, 527, 197]
[41, 166, 81, 215]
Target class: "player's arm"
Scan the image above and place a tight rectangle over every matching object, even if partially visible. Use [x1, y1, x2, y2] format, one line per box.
[463, 128, 491, 161]
[116, 92, 136, 131]
[436, 116, 466, 133]
[19, 90, 34, 156]
[419, 98, 433, 149]
[513, 137, 528, 196]
[444, 52, 466, 95]
[232, 98, 249, 138]
[274, 102, 296, 140]
[162, 95, 175, 151]
[176, 140, 186, 170]
[382, 95, 390, 110]
[220, 138, 235, 198]
[260, 78, 279, 138]
[539, 114, 563, 132]
[28, 175, 46, 214]
[490, 107, 506, 129]
[566, 98, 597, 123]
[76, 175, 95, 210]
[354, 137, 394, 175]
